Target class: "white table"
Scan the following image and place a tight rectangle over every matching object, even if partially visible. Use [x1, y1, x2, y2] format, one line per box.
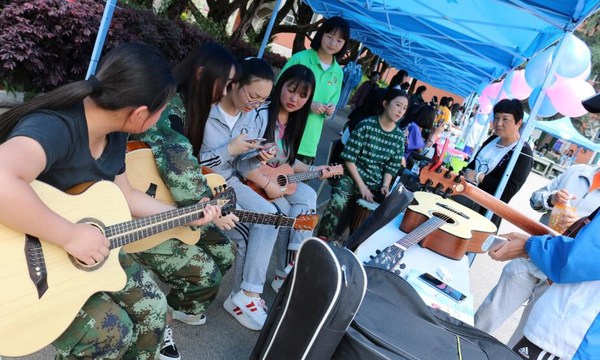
[355, 215, 474, 325]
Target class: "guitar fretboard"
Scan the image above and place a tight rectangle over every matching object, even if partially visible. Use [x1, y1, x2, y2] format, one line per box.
[105, 199, 222, 249]
[285, 169, 323, 184]
[233, 209, 295, 228]
[398, 215, 449, 249]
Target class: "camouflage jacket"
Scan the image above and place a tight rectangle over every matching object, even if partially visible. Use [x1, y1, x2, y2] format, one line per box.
[130, 94, 213, 207]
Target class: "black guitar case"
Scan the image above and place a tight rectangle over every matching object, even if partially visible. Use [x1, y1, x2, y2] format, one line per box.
[250, 237, 367, 360]
[332, 267, 521, 360]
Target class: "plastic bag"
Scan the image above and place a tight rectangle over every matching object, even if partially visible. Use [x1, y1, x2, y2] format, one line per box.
[548, 197, 576, 234]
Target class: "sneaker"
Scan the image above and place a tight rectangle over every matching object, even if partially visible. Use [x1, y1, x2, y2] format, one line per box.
[231, 290, 269, 328]
[223, 294, 263, 331]
[271, 275, 286, 293]
[172, 309, 206, 325]
[159, 325, 180, 360]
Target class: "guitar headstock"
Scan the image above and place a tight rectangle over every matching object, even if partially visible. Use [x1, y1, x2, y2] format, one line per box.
[364, 245, 406, 276]
[293, 213, 319, 231]
[214, 187, 237, 213]
[419, 164, 469, 196]
[326, 163, 344, 179]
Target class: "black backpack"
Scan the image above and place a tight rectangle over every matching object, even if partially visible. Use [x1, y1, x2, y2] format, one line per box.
[332, 267, 521, 360]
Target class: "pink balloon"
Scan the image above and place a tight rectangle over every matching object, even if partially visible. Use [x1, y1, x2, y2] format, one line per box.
[486, 81, 503, 100]
[478, 96, 493, 114]
[509, 70, 532, 100]
[498, 90, 510, 101]
[547, 79, 596, 117]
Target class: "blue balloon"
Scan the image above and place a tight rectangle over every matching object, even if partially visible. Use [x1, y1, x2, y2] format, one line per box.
[525, 47, 554, 88]
[476, 113, 489, 125]
[528, 86, 557, 118]
[556, 34, 591, 78]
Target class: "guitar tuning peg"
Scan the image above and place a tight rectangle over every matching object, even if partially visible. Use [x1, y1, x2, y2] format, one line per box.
[399, 263, 406, 269]
[444, 189, 453, 197]
[394, 270, 401, 275]
[375, 249, 381, 254]
[369, 255, 375, 260]
[444, 170, 452, 179]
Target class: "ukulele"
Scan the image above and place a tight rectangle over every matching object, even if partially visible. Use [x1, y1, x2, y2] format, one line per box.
[418, 164, 558, 237]
[245, 163, 343, 201]
[0, 181, 234, 357]
[201, 166, 318, 231]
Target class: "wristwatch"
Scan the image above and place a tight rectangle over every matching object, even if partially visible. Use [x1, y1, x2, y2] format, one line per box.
[546, 195, 554, 208]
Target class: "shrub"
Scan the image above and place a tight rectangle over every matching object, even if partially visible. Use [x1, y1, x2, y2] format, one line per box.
[0, 0, 217, 92]
[0, 0, 286, 93]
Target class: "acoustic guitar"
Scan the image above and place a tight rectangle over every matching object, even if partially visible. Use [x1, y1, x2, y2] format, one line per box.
[418, 164, 558, 237]
[365, 191, 496, 274]
[245, 163, 343, 201]
[125, 144, 319, 242]
[0, 181, 234, 357]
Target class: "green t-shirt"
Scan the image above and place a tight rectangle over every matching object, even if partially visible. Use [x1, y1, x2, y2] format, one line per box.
[341, 117, 405, 188]
[280, 49, 343, 157]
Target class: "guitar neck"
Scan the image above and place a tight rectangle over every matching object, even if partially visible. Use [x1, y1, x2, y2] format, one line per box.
[286, 169, 322, 184]
[233, 209, 295, 228]
[105, 200, 219, 248]
[399, 216, 447, 249]
[463, 185, 558, 236]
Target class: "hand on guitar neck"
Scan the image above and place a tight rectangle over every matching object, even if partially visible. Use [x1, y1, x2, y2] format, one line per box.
[245, 163, 343, 201]
[419, 164, 558, 237]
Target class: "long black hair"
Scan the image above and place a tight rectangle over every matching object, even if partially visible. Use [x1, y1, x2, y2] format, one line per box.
[0, 42, 175, 140]
[174, 42, 238, 156]
[310, 16, 350, 59]
[264, 65, 315, 165]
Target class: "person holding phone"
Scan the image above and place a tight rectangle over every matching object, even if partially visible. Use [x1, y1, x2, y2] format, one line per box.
[245, 64, 335, 292]
[200, 58, 279, 331]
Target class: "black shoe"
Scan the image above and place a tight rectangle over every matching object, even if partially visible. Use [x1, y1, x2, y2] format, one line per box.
[159, 325, 181, 360]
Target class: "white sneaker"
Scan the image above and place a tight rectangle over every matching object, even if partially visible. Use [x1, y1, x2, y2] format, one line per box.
[223, 294, 263, 331]
[159, 325, 181, 360]
[172, 309, 206, 325]
[231, 290, 269, 328]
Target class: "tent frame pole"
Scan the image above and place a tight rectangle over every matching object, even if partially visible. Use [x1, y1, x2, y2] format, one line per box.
[258, 0, 284, 58]
[487, 31, 572, 220]
[86, 0, 117, 78]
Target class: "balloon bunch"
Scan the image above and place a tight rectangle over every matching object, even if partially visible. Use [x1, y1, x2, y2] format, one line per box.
[476, 33, 594, 118]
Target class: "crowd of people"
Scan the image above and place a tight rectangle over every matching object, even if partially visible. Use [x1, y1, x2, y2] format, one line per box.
[1, 12, 599, 360]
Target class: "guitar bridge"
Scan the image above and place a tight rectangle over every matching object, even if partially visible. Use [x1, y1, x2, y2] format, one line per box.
[24, 234, 49, 299]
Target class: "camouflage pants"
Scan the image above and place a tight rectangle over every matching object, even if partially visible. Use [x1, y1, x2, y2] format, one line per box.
[317, 174, 360, 239]
[133, 225, 235, 316]
[53, 251, 167, 360]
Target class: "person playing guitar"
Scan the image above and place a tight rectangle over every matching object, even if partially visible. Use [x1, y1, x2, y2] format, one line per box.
[244, 65, 336, 293]
[129, 43, 240, 360]
[0, 43, 219, 359]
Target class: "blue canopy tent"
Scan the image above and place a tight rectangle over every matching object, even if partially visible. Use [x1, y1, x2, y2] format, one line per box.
[302, 0, 600, 97]
[534, 116, 600, 152]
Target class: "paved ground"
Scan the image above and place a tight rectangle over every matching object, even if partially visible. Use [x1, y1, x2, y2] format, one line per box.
[7, 106, 550, 359]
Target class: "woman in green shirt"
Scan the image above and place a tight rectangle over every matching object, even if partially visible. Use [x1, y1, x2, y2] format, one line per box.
[279, 16, 350, 163]
[318, 89, 408, 240]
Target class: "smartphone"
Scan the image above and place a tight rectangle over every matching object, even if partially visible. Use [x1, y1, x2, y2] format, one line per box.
[261, 142, 276, 153]
[246, 137, 266, 143]
[482, 235, 508, 252]
[418, 273, 467, 302]
[240, 143, 276, 161]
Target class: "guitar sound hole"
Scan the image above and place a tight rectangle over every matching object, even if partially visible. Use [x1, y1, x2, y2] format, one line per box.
[431, 212, 455, 224]
[276, 175, 287, 187]
[68, 219, 108, 271]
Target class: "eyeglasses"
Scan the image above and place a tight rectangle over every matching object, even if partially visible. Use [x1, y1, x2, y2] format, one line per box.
[240, 86, 266, 108]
